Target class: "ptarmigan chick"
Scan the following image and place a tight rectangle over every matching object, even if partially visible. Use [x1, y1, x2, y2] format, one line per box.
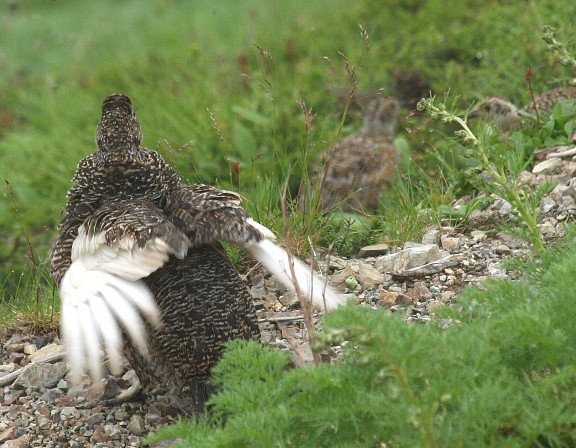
[470, 85, 576, 132]
[303, 96, 400, 212]
[51, 94, 346, 413]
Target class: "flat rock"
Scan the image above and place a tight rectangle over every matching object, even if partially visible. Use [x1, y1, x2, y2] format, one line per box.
[12, 362, 68, 390]
[358, 243, 390, 257]
[29, 342, 64, 362]
[357, 262, 384, 289]
[532, 158, 563, 175]
[374, 244, 449, 273]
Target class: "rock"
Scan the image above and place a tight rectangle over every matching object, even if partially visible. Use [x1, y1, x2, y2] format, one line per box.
[104, 423, 123, 437]
[422, 229, 441, 245]
[496, 232, 528, 249]
[470, 230, 487, 242]
[0, 426, 21, 443]
[357, 262, 384, 289]
[23, 343, 36, 355]
[358, 243, 390, 257]
[330, 267, 357, 286]
[39, 387, 64, 403]
[4, 334, 25, 352]
[127, 414, 146, 435]
[494, 244, 511, 254]
[144, 413, 162, 426]
[326, 256, 348, 270]
[516, 170, 537, 186]
[441, 236, 460, 252]
[563, 161, 576, 178]
[497, 199, 513, 216]
[60, 406, 80, 420]
[36, 414, 51, 430]
[91, 428, 113, 444]
[538, 221, 557, 237]
[378, 291, 412, 307]
[0, 362, 16, 374]
[406, 282, 433, 301]
[532, 158, 563, 175]
[540, 197, 556, 214]
[548, 184, 570, 201]
[1, 434, 31, 448]
[375, 244, 449, 273]
[84, 413, 105, 427]
[114, 409, 130, 422]
[487, 262, 507, 277]
[12, 362, 68, 390]
[379, 291, 399, 307]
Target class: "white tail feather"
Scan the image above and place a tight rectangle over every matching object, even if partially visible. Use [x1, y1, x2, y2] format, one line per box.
[60, 260, 161, 384]
[248, 239, 346, 310]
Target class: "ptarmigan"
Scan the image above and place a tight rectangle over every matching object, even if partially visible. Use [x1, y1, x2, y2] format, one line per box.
[469, 85, 576, 132]
[302, 96, 400, 212]
[51, 94, 345, 413]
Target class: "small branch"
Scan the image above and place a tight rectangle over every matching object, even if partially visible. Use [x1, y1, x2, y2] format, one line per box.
[258, 313, 320, 324]
[547, 147, 576, 158]
[280, 180, 321, 364]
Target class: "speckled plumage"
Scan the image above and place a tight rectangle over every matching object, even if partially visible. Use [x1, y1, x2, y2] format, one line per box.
[52, 94, 344, 414]
[524, 85, 576, 114]
[51, 95, 259, 413]
[304, 97, 400, 212]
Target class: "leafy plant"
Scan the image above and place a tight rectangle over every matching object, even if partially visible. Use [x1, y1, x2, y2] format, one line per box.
[417, 94, 549, 255]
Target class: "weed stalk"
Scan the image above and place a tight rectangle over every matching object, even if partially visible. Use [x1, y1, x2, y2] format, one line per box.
[417, 96, 546, 255]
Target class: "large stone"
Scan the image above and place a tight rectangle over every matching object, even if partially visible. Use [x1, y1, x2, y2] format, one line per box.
[29, 343, 65, 363]
[127, 414, 146, 435]
[358, 243, 390, 257]
[357, 262, 384, 289]
[12, 362, 68, 390]
[421, 229, 441, 246]
[374, 244, 449, 273]
[532, 158, 563, 175]
[1, 434, 31, 448]
[441, 236, 460, 252]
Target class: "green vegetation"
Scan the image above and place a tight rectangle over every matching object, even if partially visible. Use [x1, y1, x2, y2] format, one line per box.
[2, 1, 576, 445]
[147, 225, 576, 447]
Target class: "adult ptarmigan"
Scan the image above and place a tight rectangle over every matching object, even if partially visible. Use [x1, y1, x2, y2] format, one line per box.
[51, 94, 345, 413]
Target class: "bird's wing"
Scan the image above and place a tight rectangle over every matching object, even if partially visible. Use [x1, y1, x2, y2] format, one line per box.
[59, 200, 190, 384]
[167, 184, 347, 311]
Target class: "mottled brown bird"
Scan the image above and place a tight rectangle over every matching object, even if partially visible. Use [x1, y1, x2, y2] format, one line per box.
[303, 96, 400, 212]
[469, 97, 521, 132]
[51, 94, 345, 413]
[524, 85, 576, 114]
[470, 85, 576, 132]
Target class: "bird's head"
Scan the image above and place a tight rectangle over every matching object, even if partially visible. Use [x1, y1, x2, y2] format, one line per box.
[361, 96, 400, 136]
[96, 94, 143, 152]
[468, 97, 520, 131]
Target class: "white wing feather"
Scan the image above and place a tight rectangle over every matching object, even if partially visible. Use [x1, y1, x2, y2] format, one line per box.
[60, 225, 169, 384]
[244, 219, 346, 311]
